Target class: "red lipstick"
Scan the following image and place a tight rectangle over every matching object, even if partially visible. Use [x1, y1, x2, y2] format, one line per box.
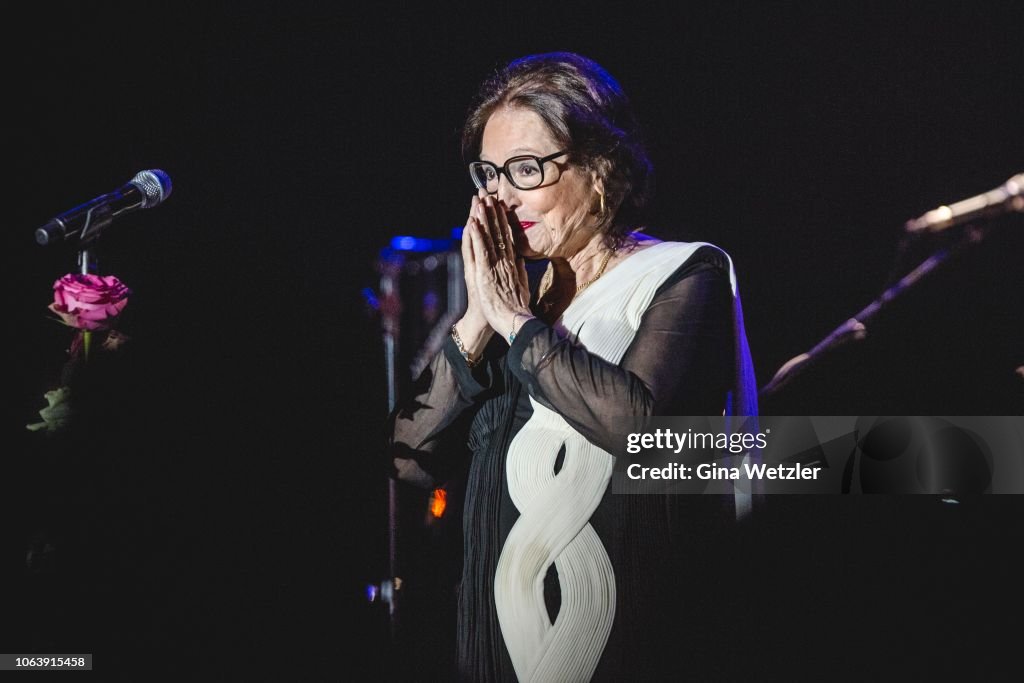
[518, 221, 537, 231]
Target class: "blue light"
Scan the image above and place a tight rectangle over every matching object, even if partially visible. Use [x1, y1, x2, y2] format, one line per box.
[392, 236, 420, 251]
[361, 287, 380, 310]
[388, 235, 454, 252]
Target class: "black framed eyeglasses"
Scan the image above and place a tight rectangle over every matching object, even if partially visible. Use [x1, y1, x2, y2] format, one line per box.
[468, 149, 569, 194]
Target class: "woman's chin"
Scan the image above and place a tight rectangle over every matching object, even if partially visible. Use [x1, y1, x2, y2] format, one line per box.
[519, 246, 545, 261]
[517, 233, 548, 260]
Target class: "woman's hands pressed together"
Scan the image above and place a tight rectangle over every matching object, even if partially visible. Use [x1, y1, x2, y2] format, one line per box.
[461, 191, 534, 345]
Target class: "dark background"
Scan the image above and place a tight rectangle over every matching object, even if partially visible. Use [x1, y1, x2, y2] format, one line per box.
[4, 3, 1023, 680]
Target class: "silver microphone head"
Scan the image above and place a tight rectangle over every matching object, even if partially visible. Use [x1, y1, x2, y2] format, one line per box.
[131, 169, 173, 209]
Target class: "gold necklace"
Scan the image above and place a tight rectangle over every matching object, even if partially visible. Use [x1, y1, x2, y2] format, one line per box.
[575, 248, 613, 294]
[538, 248, 613, 301]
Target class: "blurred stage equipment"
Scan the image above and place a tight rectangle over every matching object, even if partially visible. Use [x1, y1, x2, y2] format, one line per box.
[904, 173, 1023, 234]
[761, 171, 1023, 399]
[367, 229, 466, 674]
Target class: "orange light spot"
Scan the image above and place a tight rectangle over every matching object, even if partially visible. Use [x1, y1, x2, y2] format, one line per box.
[429, 488, 447, 518]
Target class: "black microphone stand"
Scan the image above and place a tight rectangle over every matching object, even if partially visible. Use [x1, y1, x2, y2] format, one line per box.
[377, 251, 403, 638]
[76, 245, 100, 360]
[759, 224, 990, 400]
[79, 247, 98, 275]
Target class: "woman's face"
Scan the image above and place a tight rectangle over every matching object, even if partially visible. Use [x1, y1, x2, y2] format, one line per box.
[479, 106, 598, 259]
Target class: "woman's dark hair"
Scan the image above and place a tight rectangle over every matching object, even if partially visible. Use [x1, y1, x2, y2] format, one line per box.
[462, 52, 654, 246]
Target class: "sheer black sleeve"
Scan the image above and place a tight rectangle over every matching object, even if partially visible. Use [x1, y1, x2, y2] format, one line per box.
[506, 246, 735, 453]
[387, 333, 503, 488]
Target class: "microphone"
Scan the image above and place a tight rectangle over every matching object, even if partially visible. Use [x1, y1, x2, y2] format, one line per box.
[35, 169, 173, 247]
[904, 173, 1024, 234]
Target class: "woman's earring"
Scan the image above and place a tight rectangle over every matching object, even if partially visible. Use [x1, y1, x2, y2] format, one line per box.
[599, 191, 606, 215]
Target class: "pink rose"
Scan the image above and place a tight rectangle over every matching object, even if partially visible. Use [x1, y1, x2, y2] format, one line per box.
[49, 274, 131, 331]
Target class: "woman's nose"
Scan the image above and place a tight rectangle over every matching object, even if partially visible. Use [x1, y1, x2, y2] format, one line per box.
[496, 177, 519, 208]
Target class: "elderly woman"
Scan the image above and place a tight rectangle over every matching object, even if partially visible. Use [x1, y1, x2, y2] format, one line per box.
[389, 52, 757, 682]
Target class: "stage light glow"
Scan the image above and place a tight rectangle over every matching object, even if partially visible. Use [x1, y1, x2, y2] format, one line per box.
[430, 488, 447, 518]
[389, 236, 454, 252]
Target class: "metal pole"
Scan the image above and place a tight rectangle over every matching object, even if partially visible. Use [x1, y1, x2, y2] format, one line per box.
[378, 253, 403, 638]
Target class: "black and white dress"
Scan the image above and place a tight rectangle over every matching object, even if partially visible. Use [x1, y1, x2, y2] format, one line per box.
[390, 242, 758, 682]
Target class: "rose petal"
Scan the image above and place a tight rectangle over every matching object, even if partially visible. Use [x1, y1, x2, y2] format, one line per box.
[77, 307, 109, 321]
[72, 290, 107, 304]
[48, 304, 82, 328]
[65, 302, 98, 314]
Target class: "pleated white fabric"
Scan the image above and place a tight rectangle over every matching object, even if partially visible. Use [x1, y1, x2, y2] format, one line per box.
[495, 242, 712, 682]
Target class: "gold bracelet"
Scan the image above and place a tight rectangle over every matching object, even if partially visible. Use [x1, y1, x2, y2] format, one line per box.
[451, 324, 480, 368]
